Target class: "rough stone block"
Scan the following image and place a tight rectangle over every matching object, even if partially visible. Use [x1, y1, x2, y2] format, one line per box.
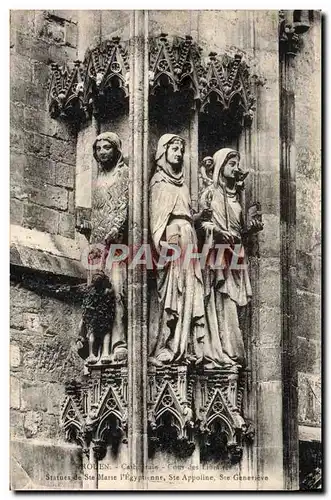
[32, 60, 51, 89]
[257, 305, 281, 347]
[10, 440, 83, 490]
[23, 410, 43, 438]
[11, 344, 21, 368]
[49, 138, 76, 165]
[297, 146, 321, 182]
[297, 336, 321, 375]
[10, 127, 26, 156]
[259, 214, 280, 258]
[10, 306, 24, 330]
[10, 283, 42, 311]
[58, 213, 75, 238]
[255, 381, 283, 448]
[10, 53, 32, 83]
[12, 31, 32, 58]
[24, 156, 56, 185]
[297, 289, 321, 342]
[10, 10, 36, 36]
[48, 43, 78, 65]
[256, 172, 280, 216]
[22, 333, 82, 384]
[23, 312, 44, 333]
[26, 85, 48, 111]
[54, 162, 74, 188]
[297, 251, 321, 295]
[39, 18, 66, 45]
[10, 410, 25, 439]
[24, 131, 50, 157]
[256, 346, 281, 382]
[24, 183, 68, 211]
[21, 380, 48, 412]
[28, 38, 52, 64]
[68, 190, 75, 213]
[10, 102, 25, 132]
[296, 174, 321, 254]
[23, 204, 59, 234]
[23, 107, 48, 135]
[65, 21, 78, 48]
[10, 198, 24, 226]
[259, 258, 281, 309]
[11, 376, 21, 409]
[10, 151, 26, 185]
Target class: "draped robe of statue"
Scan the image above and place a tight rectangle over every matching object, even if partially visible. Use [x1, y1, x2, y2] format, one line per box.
[149, 134, 205, 365]
[198, 148, 252, 369]
[89, 132, 128, 359]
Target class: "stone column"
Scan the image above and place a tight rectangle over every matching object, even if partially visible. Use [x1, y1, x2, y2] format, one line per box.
[279, 10, 299, 490]
[239, 10, 284, 490]
[75, 11, 101, 252]
[127, 10, 149, 489]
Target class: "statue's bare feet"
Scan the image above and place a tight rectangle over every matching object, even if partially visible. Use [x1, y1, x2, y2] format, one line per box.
[112, 347, 128, 363]
[86, 355, 98, 365]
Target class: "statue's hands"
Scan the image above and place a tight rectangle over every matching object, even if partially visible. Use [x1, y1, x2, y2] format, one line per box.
[214, 228, 234, 245]
[202, 221, 215, 233]
[193, 208, 212, 222]
[76, 219, 92, 236]
[76, 338, 84, 350]
[105, 227, 118, 245]
[167, 233, 180, 246]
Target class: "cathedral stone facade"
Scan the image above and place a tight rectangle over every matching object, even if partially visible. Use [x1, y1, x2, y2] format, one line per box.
[10, 10, 321, 490]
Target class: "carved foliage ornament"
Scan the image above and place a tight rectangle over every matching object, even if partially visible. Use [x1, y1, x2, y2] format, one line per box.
[48, 34, 255, 126]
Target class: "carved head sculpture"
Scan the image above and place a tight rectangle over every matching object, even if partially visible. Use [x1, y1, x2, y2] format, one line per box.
[202, 156, 214, 176]
[213, 148, 248, 190]
[93, 132, 123, 170]
[90, 270, 113, 291]
[155, 134, 185, 177]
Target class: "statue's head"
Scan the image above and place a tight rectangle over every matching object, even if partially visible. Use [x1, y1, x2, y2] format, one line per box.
[165, 137, 185, 169]
[213, 148, 242, 186]
[202, 156, 214, 175]
[93, 132, 122, 170]
[91, 270, 112, 291]
[155, 134, 185, 173]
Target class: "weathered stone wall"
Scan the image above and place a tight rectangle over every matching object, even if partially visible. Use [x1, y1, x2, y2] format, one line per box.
[10, 278, 84, 489]
[10, 10, 78, 239]
[295, 13, 321, 429]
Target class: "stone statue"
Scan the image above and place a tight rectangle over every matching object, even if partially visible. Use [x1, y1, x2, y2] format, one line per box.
[196, 148, 263, 369]
[76, 132, 128, 365]
[198, 156, 214, 194]
[76, 271, 116, 364]
[149, 134, 205, 367]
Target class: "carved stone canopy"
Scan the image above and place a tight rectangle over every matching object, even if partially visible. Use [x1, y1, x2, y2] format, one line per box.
[47, 34, 255, 129]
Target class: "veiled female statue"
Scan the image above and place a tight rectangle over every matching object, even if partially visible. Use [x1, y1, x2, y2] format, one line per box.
[76, 132, 128, 364]
[196, 148, 263, 369]
[149, 134, 205, 367]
